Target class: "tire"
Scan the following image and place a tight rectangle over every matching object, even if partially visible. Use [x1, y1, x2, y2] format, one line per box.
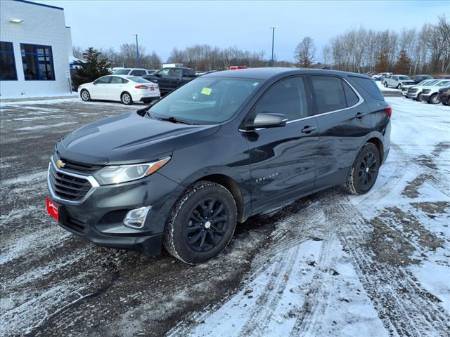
[121, 92, 133, 105]
[384, 82, 388, 87]
[80, 89, 90, 102]
[164, 181, 237, 264]
[445, 97, 450, 106]
[415, 93, 422, 101]
[345, 143, 381, 195]
[396, 84, 401, 89]
[429, 93, 440, 104]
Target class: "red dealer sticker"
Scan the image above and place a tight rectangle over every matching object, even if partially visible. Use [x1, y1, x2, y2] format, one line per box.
[46, 197, 59, 222]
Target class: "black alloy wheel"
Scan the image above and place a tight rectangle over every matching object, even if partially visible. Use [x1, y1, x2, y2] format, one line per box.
[345, 143, 380, 195]
[185, 198, 229, 252]
[164, 181, 237, 264]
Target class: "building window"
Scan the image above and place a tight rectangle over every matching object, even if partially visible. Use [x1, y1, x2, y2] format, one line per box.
[20, 44, 55, 81]
[0, 42, 18, 81]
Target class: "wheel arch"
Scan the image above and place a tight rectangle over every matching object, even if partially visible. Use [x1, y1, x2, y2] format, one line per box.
[194, 174, 245, 223]
[367, 137, 384, 162]
[121, 91, 133, 101]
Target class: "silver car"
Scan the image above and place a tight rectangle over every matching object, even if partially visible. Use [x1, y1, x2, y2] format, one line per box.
[383, 75, 415, 89]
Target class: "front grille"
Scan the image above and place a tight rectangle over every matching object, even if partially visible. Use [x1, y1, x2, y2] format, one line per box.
[49, 164, 92, 201]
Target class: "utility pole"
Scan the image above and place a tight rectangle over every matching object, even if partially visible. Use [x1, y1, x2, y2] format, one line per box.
[135, 34, 139, 66]
[270, 27, 276, 66]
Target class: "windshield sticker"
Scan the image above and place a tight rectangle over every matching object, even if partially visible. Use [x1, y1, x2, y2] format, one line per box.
[201, 87, 212, 96]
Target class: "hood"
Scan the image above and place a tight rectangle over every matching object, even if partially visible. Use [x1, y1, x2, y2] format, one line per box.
[57, 112, 219, 165]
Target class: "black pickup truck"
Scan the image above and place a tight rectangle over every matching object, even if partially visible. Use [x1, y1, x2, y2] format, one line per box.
[143, 67, 197, 96]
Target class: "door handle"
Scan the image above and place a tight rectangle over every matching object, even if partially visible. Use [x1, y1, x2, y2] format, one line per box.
[301, 125, 317, 134]
[354, 112, 363, 119]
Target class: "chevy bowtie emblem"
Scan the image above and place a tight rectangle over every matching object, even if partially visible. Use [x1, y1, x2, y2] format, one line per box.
[56, 159, 66, 169]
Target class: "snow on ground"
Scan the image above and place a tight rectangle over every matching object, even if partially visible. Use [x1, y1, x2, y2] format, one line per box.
[1, 97, 450, 337]
[169, 97, 450, 337]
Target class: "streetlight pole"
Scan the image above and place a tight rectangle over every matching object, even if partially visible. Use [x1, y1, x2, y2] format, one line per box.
[135, 34, 139, 66]
[270, 27, 275, 66]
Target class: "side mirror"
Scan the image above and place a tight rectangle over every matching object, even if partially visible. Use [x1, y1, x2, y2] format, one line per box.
[246, 113, 287, 130]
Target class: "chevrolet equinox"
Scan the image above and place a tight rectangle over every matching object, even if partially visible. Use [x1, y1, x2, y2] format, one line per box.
[47, 68, 391, 264]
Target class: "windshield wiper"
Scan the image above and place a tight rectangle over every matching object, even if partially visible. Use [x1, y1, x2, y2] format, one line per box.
[157, 116, 191, 125]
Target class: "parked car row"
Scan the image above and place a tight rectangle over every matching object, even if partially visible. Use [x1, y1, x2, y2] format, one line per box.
[402, 78, 450, 105]
[78, 66, 199, 104]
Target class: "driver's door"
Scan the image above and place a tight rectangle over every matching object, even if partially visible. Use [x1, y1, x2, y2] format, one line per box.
[91, 76, 112, 99]
[244, 76, 320, 213]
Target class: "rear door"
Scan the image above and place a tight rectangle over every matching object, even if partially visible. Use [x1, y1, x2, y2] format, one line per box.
[108, 76, 128, 101]
[309, 75, 369, 189]
[244, 76, 320, 213]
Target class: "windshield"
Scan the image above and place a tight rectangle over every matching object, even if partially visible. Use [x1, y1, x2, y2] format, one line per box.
[113, 69, 131, 75]
[149, 77, 261, 124]
[399, 76, 411, 80]
[425, 80, 439, 86]
[437, 80, 450, 87]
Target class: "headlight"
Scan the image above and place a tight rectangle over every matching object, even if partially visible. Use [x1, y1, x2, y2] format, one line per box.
[94, 157, 170, 185]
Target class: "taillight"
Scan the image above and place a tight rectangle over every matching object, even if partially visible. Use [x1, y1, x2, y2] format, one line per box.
[384, 106, 392, 118]
[135, 85, 148, 89]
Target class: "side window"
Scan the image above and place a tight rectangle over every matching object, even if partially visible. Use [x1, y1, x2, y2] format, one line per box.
[343, 81, 359, 107]
[253, 77, 309, 121]
[130, 69, 146, 76]
[311, 76, 346, 114]
[94, 76, 111, 84]
[348, 76, 384, 101]
[158, 68, 170, 77]
[110, 76, 126, 84]
[169, 68, 182, 78]
[0, 42, 17, 80]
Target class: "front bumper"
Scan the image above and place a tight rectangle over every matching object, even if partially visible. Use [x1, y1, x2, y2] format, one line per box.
[48, 164, 182, 254]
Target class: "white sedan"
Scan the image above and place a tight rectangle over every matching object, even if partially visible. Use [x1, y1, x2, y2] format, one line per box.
[79, 75, 160, 105]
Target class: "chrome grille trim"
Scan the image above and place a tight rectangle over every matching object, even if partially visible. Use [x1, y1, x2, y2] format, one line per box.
[47, 157, 99, 205]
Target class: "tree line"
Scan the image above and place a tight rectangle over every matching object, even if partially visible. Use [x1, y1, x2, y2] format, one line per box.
[296, 15, 450, 75]
[73, 14, 448, 76]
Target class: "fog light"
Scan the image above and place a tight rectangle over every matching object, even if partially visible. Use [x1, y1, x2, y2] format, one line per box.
[123, 206, 151, 229]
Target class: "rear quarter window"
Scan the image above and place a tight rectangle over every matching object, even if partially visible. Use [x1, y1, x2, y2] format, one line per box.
[348, 76, 384, 101]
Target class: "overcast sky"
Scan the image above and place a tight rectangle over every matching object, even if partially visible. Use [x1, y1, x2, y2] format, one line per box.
[37, 0, 449, 62]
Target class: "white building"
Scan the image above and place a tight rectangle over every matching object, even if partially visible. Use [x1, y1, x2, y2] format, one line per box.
[0, 0, 73, 98]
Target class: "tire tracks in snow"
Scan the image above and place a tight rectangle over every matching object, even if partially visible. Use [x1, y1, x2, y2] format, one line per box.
[328, 201, 450, 337]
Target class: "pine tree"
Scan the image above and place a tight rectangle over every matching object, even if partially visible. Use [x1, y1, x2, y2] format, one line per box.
[375, 52, 389, 73]
[394, 50, 412, 74]
[72, 48, 111, 89]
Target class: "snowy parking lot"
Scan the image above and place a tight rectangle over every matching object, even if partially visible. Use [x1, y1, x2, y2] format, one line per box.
[1, 96, 450, 337]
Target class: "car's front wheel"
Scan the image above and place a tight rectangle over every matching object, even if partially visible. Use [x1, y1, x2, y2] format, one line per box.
[429, 93, 440, 104]
[164, 181, 237, 264]
[345, 143, 381, 195]
[121, 92, 133, 105]
[80, 89, 90, 102]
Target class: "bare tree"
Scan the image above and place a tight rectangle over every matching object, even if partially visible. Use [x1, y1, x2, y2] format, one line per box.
[294, 37, 315, 68]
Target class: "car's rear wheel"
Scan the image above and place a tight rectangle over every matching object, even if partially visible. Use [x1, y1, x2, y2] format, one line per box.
[345, 143, 381, 195]
[429, 93, 440, 104]
[164, 181, 237, 264]
[121, 92, 133, 105]
[445, 97, 450, 106]
[80, 89, 90, 102]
